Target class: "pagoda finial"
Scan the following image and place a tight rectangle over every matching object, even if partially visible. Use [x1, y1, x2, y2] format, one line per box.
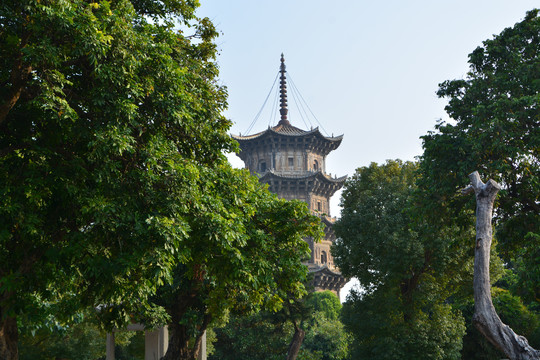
[278, 53, 290, 126]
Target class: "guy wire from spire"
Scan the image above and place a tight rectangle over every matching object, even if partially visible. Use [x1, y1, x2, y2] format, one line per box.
[245, 71, 279, 135]
[287, 72, 330, 136]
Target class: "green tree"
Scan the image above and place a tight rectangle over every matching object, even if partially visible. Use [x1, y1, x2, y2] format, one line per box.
[302, 291, 351, 360]
[0, 0, 233, 358]
[18, 314, 106, 360]
[333, 160, 466, 360]
[151, 164, 321, 360]
[418, 9, 540, 356]
[211, 291, 351, 360]
[420, 9, 539, 266]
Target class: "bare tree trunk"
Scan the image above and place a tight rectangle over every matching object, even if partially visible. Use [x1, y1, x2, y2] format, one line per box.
[286, 322, 305, 360]
[463, 171, 540, 360]
[0, 315, 18, 360]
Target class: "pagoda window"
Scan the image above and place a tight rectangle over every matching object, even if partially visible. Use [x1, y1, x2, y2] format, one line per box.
[259, 161, 267, 172]
[317, 201, 322, 212]
[313, 159, 319, 171]
[321, 251, 327, 264]
[288, 157, 294, 168]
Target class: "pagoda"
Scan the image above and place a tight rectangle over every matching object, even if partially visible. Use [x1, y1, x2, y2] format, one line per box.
[232, 54, 347, 296]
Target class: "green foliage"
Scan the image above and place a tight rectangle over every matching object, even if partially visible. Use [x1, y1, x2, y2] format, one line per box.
[18, 312, 106, 360]
[0, 0, 234, 333]
[458, 288, 540, 359]
[301, 313, 351, 360]
[211, 291, 351, 360]
[510, 233, 540, 304]
[0, 2, 325, 358]
[334, 160, 467, 359]
[144, 164, 322, 358]
[342, 287, 464, 360]
[18, 312, 148, 360]
[417, 10, 540, 357]
[211, 312, 292, 360]
[333, 160, 421, 292]
[304, 290, 342, 322]
[420, 9, 540, 260]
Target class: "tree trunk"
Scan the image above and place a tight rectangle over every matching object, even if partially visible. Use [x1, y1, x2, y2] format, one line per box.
[0, 33, 32, 125]
[286, 322, 305, 360]
[464, 171, 540, 360]
[162, 316, 209, 360]
[0, 315, 18, 360]
[162, 322, 193, 360]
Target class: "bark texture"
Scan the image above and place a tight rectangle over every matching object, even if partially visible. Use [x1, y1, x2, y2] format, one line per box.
[0, 33, 32, 125]
[286, 322, 305, 360]
[161, 294, 210, 360]
[162, 322, 193, 360]
[0, 315, 18, 360]
[464, 171, 540, 360]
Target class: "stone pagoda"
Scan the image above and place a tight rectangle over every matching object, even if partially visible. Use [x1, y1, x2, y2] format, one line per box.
[232, 54, 347, 296]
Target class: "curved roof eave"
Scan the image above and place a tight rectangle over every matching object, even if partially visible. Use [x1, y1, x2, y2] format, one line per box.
[231, 125, 343, 143]
[310, 265, 344, 278]
[259, 171, 347, 184]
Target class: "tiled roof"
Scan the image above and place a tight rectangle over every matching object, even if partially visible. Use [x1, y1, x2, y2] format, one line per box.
[259, 170, 347, 185]
[271, 123, 308, 135]
[231, 124, 343, 142]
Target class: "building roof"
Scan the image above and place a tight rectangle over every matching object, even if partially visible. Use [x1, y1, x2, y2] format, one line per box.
[309, 265, 347, 292]
[258, 170, 347, 199]
[259, 169, 347, 184]
[232, 122, 343, 142]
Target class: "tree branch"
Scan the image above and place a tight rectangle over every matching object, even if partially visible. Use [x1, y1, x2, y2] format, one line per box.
[0, 32, 32, 125]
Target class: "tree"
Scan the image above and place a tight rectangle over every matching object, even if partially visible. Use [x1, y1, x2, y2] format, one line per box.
[301, 291, 351, 360]
[418, 9, 540, 357]
[211, 291, 351, 360]
[462, 172, 539, 359]
[151, 164, 321, 360]
[333, 160, 466, 360]
[420, 9, 539, 261]
[0, 1, 233, 358]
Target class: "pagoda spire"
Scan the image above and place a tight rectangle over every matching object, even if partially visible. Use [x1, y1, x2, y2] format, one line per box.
[278, 53, 290, 126]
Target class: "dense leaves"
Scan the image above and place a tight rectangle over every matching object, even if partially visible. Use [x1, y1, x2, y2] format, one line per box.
[211, 291, 351, 360]
[0, 0, 322, 359]
[333, 160, 466, 359]
[420, 9, 540, 260]
[152, 164, 321, 359]
[418, 9, 540, 357]
[1, 0, 230, 319]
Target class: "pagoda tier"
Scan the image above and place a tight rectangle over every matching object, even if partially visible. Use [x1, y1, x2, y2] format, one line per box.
[232, 123, 343, 160]
[309, 266, 348, 293]
[259, 171, 346, 201]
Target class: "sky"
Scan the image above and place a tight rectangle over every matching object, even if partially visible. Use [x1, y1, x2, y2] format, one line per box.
[194, 1, 539, 301]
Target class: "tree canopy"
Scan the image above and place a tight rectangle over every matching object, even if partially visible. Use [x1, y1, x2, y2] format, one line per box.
[333, 160, 466, 360]
[0, 1, 321, 359]
[211, 290, 351, 360]
[420, 9, 539, 262]
[415, 10, 540, 358]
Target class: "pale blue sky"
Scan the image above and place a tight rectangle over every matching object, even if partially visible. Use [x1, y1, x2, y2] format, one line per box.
[195, 1, 538, 300]
[198, 0, 537, 209]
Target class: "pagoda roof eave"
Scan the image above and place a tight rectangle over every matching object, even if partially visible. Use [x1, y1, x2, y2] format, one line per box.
[258, 170, 347, 185]
[310, 265, 344, 277]
[231, 125, 343, 143]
